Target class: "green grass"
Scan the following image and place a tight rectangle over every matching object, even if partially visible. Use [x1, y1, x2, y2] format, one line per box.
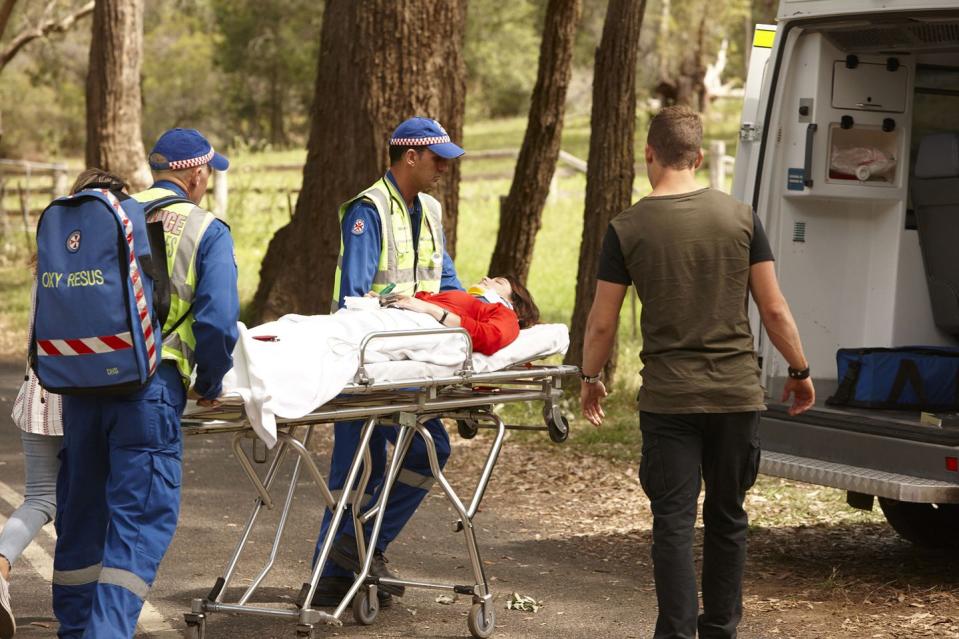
[0, 108, 745, 458]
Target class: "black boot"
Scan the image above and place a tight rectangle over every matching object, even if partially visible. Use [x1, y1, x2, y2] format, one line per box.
[330, 535, 406, 597]
[310, 575, 393, 609]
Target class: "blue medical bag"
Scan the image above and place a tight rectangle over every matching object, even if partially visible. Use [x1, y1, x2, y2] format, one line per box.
[31, 189, 159, 395]
[826, 346, 959, 411]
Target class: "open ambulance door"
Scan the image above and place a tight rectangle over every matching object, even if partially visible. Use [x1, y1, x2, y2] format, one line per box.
[733, 24, 777, 358]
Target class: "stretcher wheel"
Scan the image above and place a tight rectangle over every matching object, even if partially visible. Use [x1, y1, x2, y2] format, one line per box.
[468, 601, 496, 638]
[544, 407, 569, 443]
[352, 587, 379, 625]
[457, 419, 479, 439]
[183, 613, 205, 639]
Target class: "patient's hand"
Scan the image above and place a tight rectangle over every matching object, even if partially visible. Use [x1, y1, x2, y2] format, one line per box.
[384, 294, 434, 315]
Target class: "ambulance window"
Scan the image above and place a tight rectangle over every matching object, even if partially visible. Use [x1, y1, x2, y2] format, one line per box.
[912, 65, 959, 163]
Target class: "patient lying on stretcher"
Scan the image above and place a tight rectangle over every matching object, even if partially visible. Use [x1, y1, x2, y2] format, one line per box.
[219, 276, 541, 446]
[376, 275, 539, 355]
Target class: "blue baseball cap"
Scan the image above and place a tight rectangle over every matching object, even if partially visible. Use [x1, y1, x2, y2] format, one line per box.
[148, 128, 229, 172]
[389, 117, 464, 159]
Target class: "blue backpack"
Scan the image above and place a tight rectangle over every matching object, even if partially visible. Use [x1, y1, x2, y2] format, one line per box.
[30, 189, 166, 395]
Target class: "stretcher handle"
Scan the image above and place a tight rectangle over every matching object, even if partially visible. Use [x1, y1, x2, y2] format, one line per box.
[355, 327, 474, 384]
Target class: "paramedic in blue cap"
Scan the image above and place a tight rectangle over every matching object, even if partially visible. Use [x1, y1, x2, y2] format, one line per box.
[52, 128, 239, 638]
[311, 116, 464, 607]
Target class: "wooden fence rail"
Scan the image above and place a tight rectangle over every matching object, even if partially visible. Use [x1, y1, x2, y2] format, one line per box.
[0, 143, 736, 231]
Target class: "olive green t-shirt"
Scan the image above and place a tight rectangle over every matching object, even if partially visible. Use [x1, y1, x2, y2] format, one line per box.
[605, 188, 767, 413]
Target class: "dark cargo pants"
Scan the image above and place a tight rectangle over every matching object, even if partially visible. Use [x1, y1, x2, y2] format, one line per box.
[639, 411, 761, 639]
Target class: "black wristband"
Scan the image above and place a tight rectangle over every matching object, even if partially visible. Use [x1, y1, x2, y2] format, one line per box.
[439, 310, 449, 325]
[788, 366, 810, 380]
[581, 372, 601, 384]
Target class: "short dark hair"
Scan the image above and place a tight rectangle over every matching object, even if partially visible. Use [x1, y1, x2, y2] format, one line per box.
[647, 105, 703, 169]
[500, 274, 540, 329]
[70, 168, 127, 195]
[389, 145, 424, 165]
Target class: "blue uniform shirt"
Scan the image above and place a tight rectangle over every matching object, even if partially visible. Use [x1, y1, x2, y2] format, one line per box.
[336, 171, 461, 309]
[153, 180, 239, 399]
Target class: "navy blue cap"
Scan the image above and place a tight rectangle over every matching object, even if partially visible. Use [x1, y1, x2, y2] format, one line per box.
[389, 117, 464, 159]
[148, 128, 229, 172]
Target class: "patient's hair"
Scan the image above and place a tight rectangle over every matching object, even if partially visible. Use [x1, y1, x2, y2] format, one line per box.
[647, 105, 703, 169]
[501, 274, 539, 329]
[71, 168, 127, 194]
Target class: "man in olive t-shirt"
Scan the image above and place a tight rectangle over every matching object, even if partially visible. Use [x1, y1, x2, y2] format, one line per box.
[579, 106, 815, 639]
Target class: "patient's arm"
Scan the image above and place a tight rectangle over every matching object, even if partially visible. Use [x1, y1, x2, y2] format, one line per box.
[385, 294, 461, 326]
[385, 293, 519, 355]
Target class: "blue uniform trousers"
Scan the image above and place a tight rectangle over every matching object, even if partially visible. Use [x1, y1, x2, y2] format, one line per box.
[314, 417, 451, 576]
[53, 364, 185, 639]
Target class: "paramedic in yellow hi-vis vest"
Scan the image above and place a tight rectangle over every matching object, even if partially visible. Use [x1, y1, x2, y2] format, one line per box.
[311, 117, 465, 608]
[51, 128, 239, 639]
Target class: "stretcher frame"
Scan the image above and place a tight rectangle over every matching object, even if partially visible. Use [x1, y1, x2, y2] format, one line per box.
[178, 326, 577, 639]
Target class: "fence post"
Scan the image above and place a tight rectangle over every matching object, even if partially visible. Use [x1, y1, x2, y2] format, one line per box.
[709, 140, 726, 191]
[53, 163, 69, 197]
[18, 182, 31, 249]
[214, 169, 228, 217]
[0, 178, 9, 257]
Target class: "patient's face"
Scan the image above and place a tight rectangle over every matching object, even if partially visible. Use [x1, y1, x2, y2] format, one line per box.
[478, 276, 512, 301]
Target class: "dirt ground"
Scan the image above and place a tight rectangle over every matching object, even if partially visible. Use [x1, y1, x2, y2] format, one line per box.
[445, 431, 959, 639]
[2, 374, 958, 638]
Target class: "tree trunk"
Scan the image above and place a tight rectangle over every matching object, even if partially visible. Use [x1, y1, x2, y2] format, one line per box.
[674, 6, 710, 111]
[487, 0, 582, 282]
[85, 0, 150, 191]
[565, 0, 647, 378]
[752, 0, 778, 24]
[251, 0, 467, 322]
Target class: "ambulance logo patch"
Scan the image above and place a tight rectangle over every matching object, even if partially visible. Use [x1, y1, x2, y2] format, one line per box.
[66, 230, 81, 253]
[352, 219, 365, 235]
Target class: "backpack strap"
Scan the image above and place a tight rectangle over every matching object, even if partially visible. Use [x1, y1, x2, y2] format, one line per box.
[141, 195, 193, 331]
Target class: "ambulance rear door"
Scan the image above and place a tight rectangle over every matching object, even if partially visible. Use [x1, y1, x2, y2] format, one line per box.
[733, 24, 778, 357]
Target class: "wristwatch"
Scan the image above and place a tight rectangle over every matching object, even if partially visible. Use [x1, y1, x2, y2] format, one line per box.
[581, 372, 602, 384]
[787, 365, 810, 380]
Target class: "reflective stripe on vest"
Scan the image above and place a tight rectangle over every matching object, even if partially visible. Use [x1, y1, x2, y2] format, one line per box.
[332, 177, 443, 312]
[132, 188, 218, 383]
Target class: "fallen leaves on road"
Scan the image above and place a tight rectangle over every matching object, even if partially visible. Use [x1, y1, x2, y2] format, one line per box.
[506, 592, 542, 612]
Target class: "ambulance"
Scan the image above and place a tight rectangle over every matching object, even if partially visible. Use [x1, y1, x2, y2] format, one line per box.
[734, 0, 959, 546]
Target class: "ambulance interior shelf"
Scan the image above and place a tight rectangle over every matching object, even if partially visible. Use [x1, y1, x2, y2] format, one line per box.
[827, 120, 899, 185]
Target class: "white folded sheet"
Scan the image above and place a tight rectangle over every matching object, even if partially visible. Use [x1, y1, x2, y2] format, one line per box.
[217, 308, 569, 447]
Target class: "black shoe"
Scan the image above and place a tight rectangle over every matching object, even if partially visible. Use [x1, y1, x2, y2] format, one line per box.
[330, 535, 406, 597]
[310, 575, 393, 609]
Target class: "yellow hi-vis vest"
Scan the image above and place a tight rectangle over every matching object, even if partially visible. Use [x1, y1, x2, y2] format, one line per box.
[331, 176, 444, 312]
[132, 187, 224, 384]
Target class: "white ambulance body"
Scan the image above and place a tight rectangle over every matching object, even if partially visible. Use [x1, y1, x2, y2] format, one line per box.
[734, 0, 959, 545]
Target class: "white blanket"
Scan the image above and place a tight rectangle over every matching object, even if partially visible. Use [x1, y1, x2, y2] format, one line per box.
[218, 308, 569, 447]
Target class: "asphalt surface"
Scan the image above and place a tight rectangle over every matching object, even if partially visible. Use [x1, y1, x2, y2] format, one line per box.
[0, 362, 658, 639]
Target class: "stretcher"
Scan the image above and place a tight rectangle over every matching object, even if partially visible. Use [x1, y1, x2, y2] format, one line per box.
[179, 325, 578, 638]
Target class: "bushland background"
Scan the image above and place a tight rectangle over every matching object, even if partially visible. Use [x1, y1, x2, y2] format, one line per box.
[3, 3, 959, 637]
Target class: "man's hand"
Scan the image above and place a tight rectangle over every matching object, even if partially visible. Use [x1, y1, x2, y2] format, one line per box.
[782, 377, 815, 416]
[580, 380, 608, 427]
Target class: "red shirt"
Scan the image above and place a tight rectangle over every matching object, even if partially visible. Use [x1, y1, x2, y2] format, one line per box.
[414, 290, 520, 355]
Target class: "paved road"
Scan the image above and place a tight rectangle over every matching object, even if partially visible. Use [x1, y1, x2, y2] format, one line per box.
[0, 362, 657, 639]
